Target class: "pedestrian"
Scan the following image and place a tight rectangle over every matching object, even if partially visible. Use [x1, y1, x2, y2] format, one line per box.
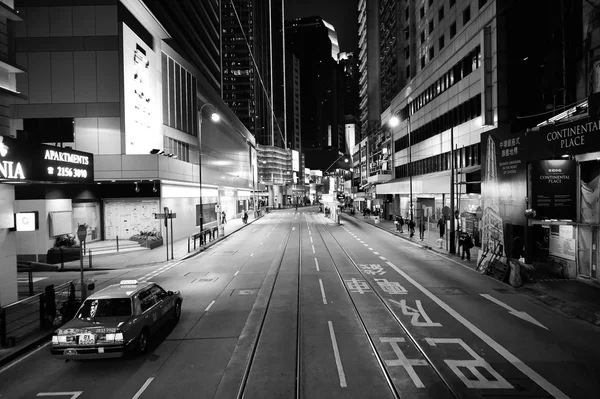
[395, 215, 401, 231]
[408, 219, 416, 238]
[221, 210, 227, 224]
[399, 215, 404, 233]
[243, 210, 248, 224]
[419, 219, 426, 240]
[462, 233, 473, 261]
[437, 218, 445, 238]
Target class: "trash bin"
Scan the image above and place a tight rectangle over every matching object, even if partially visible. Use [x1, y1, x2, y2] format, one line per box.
[374, 216, 380, 224]
[278, 203, 281, 209]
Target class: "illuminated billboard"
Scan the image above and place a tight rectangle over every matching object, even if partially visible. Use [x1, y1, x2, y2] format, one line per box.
[122, 24, 162, 155]
[292, 150, 300, 172]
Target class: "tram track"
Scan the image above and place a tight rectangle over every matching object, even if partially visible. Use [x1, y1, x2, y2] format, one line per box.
[313, 214, 460, 399]
[235, 211, 303, 399]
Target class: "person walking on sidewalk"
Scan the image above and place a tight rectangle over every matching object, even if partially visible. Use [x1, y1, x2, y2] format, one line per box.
[395, 215, 401, 231]
[408, 219, 416, 238]
[242, 210, 248, 224]
[419, 219, 426, 240]
[437, 217, 445, 238]
[462, 233, 473, 261]
[221, 211, 227, 224]
[399, 215, 404, 233]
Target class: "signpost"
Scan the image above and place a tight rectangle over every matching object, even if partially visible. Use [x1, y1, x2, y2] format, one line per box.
[153, 209, 177, 261]
[76, 224, 87, 300]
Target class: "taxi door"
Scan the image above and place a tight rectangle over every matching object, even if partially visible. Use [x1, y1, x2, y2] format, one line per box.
[149, 285, 172, 327]
[138, 288, 161, 334]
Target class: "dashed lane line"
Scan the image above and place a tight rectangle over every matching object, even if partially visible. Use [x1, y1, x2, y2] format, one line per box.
[132, 378, 155, 399]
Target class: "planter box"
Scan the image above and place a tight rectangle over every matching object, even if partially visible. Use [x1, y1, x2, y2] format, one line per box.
[141, 238, 163, 250]
[46, 247, 81, 264]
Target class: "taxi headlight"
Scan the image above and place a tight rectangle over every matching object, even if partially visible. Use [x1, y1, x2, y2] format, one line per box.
[52, 335, 67, 344]
[105, 332, 124, 342]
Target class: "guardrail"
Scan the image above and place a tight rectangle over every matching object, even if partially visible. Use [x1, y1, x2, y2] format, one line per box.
[187, 226, 219, 252]
[0, 281, 76, 348]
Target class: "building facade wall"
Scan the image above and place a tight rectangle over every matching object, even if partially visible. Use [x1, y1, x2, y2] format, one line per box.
[0, 184, 16, 306]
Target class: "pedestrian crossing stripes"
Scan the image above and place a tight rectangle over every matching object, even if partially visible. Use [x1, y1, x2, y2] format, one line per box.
[139, 260, 183, 282]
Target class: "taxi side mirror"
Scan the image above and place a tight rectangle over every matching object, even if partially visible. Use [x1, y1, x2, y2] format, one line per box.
[87, 283, 95, 290]
[167, 290, 174, 296]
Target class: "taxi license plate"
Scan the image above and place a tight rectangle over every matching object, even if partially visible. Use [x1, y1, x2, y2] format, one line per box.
[64, 349, 78, 356]
[79, 334, 95, 345]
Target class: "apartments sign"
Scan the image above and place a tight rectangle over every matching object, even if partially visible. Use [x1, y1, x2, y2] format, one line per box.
[0, 135, 94, 183]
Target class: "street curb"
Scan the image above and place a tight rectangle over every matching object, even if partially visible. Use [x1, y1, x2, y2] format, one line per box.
[0, 332, 53, 369]
[342, 213, 600, 327]
[517, 286, 600, 326]
[181, 213, 266, 261]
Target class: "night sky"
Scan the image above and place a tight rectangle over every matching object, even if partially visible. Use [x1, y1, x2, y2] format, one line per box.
[286, 0, 358, 53]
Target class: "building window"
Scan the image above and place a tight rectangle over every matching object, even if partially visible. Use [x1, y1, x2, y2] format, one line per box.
[421, 55, 426, 69]
[439, 6, 444, 21]
[450, 0, 456, 8]
[463, 6, 471, 24]
[421, 30, 426, 44]
[405, 6, 409, 20]
[420, 6, 425, 19]
[406, 65, 410, 79]
[405, 47, 410, 59]
[450, 22, 457, 38]
[428, 0, 433, 6]
[439, 34, 445, 49]
[479, 0, 488, 9]
[429, 47, 434, 60]
[429, 19, 434, 34]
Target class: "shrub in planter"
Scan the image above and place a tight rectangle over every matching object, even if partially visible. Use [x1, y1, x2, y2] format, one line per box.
[131, 230, 163, 248]
[46, 234, 81, 264]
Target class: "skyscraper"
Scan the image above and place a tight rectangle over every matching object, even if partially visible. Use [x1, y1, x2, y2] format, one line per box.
[285, 16, 345, 169]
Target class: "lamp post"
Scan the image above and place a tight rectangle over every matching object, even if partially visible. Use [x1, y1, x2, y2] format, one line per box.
[198, 103, 220, 232]
[389, 114, 413, 222]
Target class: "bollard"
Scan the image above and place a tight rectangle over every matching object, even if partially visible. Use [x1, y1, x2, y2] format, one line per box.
[28, 268, 33, 296]
[89, 249, 93, 268]
[0, 307, 6, 347]
[60, 247, 64, 270]
[188, 237, 190, 253]
[116, 236, 119, 252]
[39, 293, 45, 329]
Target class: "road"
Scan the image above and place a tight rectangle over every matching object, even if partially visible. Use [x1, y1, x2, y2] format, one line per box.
[1, 207, 598, 399]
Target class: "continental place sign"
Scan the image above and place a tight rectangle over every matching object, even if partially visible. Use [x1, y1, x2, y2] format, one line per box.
[530, 117, 600, 159]
[0, 135, 94, 182]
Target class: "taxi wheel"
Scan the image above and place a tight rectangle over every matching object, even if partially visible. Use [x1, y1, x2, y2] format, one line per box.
[174, 301, 182, 320]
[137, 329, 149, 354]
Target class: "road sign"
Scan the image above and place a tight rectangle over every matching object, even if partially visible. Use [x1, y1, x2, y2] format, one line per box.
[215, 204, 221, 212]
[76, 225, 87, 242]
[153, 213, 177, 219]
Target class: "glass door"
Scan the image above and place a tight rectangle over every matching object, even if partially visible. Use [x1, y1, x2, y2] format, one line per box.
[578, 226, 592, 277]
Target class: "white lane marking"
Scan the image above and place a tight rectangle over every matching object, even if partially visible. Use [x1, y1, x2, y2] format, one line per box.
[368, 247, 373, 251]
[260, 242, 263, 245]
[363, 244, 369, 247]
[205, 300, 216, 312]
[315, 258, 320, 271]
[359, 240, 364, 243]
[253, 228, 258, 232]
[312, 245, 315, 253]
[234, 271, 240, 276]
[481, 294, 548, 330]
[292, 227, 295, 231]
[380, 337, 428, 388]
[385, 261, 568, 398]
[250, 253, 254, 257]
[131, 377, 154, 399]
[308, 230, 311, 235]
[379, 256, 387, 260]
[310, 236, 313, 243]
[328, 321, 347, 388]
[373, 251, 380, 255]
[319, 279, 328, 304]
[37, 393, 82, 399]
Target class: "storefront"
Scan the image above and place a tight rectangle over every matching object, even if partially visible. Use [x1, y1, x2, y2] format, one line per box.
[0, 136, 94, 304]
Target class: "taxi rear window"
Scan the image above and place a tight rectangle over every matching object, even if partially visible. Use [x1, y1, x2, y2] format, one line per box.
[77, 298, 132, 319]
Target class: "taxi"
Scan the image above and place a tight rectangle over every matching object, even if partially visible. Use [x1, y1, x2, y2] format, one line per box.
[51, 280, 182, 360]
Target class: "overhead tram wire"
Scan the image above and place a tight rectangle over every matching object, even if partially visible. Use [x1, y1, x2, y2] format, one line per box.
[229, 0, 287, 149]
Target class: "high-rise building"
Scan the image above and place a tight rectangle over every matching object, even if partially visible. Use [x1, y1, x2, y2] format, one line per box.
[286, 51, 301, 152]
[221, 0, 286, 148]
[285, 16, 345, 170]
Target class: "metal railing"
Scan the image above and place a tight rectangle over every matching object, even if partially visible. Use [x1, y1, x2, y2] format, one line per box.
[188, 226, 219, 252]
[0, 281, 75, 348]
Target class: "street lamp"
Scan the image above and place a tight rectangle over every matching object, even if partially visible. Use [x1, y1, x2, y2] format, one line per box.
[198, 103, 220, 232]
[389, 114, 413, 222]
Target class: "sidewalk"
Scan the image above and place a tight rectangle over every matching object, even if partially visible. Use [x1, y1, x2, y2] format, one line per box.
[341, 211, 600, 327]
[0, 212, 266, 368]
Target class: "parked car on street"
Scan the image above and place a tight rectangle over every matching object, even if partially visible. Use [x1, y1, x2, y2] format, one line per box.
[51, 280, 182, 360]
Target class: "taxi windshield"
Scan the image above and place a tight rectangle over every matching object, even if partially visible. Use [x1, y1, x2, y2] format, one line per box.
[77, 298, 132, 319]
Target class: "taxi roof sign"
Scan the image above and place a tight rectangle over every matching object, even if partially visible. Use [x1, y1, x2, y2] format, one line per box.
[120, 280, 138, 285]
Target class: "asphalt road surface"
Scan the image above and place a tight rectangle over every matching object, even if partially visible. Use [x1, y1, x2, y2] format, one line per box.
[1, 207, 598, 399]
